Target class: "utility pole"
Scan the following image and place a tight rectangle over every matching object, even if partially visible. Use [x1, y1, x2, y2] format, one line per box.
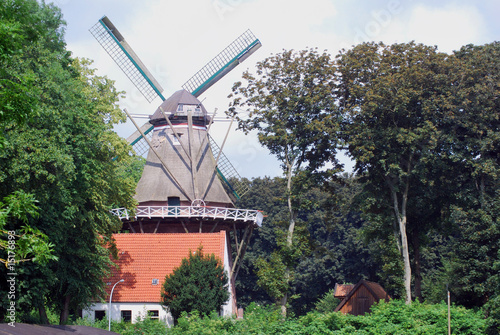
[447, 284, 451, 335]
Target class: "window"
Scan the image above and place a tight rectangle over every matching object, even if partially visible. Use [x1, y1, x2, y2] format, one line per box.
[95, 310, 105, 321]
[177, 104, 183, 112]
[148, 310, 159, 320]
[168, 197, 180, 206]
[152, 278, 159, 285]
[121, 310, 132, 322]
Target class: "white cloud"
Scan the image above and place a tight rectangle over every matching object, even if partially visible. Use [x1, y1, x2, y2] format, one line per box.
[406, 4, 487, 52]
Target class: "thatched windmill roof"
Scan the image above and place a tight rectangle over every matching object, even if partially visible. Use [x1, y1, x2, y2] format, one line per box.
[134, 90, 232, 206]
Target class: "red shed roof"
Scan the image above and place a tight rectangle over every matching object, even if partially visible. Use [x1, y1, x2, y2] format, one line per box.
[104, 232, 227, 303]
[333, 283, 354, 299]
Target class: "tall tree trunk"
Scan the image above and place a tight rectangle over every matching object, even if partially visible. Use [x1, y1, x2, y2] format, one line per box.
[279, 159, 297, 316]
[398, 215, 412, 304]
[38, 305, 49, 324]
[59, 295, 71, 325]
[286, 161, 296, 246]
[280, 290, 288, 316]
[386, 171, 412, 304]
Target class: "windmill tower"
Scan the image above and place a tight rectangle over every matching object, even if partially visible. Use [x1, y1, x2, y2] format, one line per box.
[89, 16, 262, 318]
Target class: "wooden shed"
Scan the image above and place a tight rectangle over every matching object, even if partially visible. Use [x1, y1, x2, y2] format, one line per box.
[334, 280, 390, 316]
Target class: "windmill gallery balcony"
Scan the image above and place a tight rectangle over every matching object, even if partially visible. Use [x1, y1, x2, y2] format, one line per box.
[111, 206, 263, 226]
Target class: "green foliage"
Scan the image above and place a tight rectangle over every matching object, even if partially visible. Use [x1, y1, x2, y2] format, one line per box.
[165, 301, 486, 335]
[255, 251, 290, 303]
[0, 0, 137, 324]
[235, 176, 380, 315]
[335, 41, 456, 303]
[334, 40, 500, 305]
[314, 289, 340, 314]
[73, 314, 168, 335]
[161, 246, 229, 321]
[229, 48, 341, 175]
[234, 41, 498, 317]
[116, 155, 146, 185]
[0, 190, 56, 264]
[448, 206, 499, 307]
[229, 48, 344, 313]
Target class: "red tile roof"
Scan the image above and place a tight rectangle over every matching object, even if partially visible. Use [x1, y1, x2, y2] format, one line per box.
[104, 232, 227, 303]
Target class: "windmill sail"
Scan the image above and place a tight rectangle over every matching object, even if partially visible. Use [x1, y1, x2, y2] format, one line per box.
[90, 16, 166, 155]
[91, 16, 260, 198]
[125, 123, 154, 157]
[208, 134, 249, 200]
[90, 16, 165, 103]
[182, 30, 262, 97]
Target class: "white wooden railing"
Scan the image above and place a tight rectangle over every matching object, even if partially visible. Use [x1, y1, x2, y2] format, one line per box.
[111, 206, 263, 226]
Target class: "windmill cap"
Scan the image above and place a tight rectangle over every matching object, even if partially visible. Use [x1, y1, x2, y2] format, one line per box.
[149, 89, 209, 125]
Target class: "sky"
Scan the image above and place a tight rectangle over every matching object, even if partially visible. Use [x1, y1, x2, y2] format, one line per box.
[56, 0, 499, 179]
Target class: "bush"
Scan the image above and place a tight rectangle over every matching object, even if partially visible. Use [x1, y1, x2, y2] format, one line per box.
[354, 300, 486, 334]
[314, 289, 341, 314]
[165, 300, 487, 335]
[73, 300, 488, 334]
[73, 314, 168, 335]
[161, 246, 230, 321]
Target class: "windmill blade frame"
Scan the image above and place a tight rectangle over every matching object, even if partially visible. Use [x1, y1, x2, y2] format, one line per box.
[182, 29, 262, 97]
[89, 16, 165, 103]
[125, 122, 154, 157]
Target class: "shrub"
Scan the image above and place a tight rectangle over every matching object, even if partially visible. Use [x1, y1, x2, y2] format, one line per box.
[73, 314, 168, 335]
[314, 289, 341, 314]
[161, 246, 230, 321]
[165, 300, 487, 335]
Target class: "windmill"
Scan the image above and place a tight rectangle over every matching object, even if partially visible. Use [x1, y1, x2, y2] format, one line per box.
[89, 16, 262, 291]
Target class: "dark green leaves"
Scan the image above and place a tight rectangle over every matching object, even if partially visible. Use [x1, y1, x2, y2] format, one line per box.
[229, 48, 341, 173]
[161, 246, 229, 321]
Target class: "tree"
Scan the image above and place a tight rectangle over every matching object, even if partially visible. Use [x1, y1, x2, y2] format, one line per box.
[0, 191, 56, 267]
[229, 48, 342, 314]
[0, 0, 137, 324]
[233, 177, 289, 308]
[443, 42, 500, 322]
[0, 0, 60, 271]
[161, 246, 229, 321]
[234, 175, 381, 316]
[335, 41, 453, 303]
[0, 0, 65, 135]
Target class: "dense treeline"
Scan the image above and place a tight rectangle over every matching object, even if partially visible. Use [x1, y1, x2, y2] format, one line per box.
[234, 175, 381, 315]
[234, 172, 499, 328]
[230, 42, 499, 330]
